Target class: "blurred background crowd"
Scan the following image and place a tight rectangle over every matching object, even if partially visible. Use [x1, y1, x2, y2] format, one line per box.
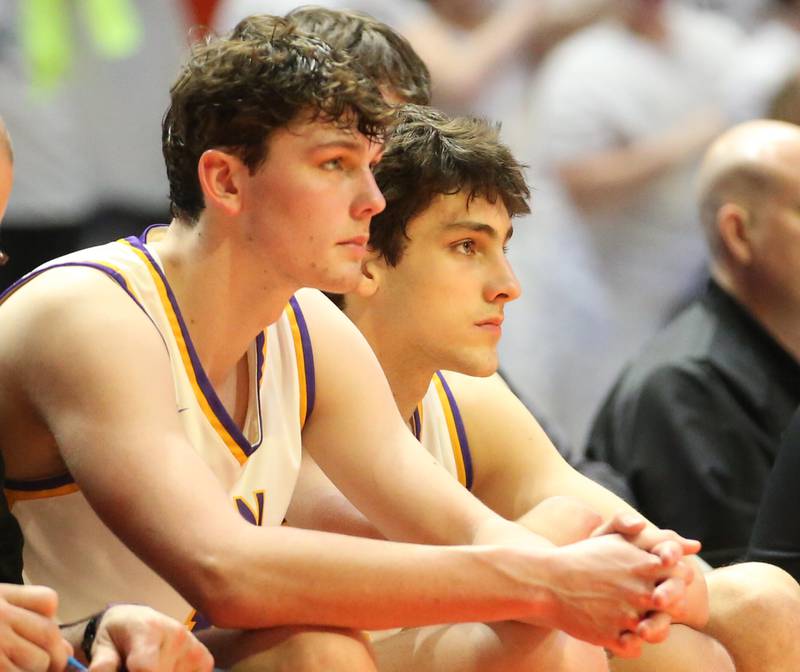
[2, 0, 799, 465]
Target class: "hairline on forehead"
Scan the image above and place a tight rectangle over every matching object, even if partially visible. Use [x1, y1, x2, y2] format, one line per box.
[408, 192, 514, 242]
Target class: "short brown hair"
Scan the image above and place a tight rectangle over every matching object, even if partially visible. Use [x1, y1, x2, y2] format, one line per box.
[162, 15, 392, 222]
[286, 6, 431, 105]
[371, 104, 530, 266]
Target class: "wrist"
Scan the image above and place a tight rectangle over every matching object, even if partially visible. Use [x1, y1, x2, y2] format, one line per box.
[60, 607, 109, 664]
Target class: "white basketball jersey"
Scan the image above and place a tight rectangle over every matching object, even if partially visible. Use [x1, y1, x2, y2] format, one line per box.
[415, 372, 473, 490]
[3, 228, 315, 628]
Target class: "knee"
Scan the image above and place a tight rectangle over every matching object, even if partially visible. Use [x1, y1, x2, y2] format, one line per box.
[709, 561, 800, 625]
[280, 629, 376, 672]
[561, 637, 609, 672]
[237, 628, 377, 672]
[492, 622, 609, 672]
[703, 637, 736, 672]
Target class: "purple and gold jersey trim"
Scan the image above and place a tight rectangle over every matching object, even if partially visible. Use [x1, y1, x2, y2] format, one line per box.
[285, 296, 316, 428]
[0, 261, 146, 313]
[432, 372, 473, 490]
[121, 236, 265, 465]
[5, 473, 78, 508]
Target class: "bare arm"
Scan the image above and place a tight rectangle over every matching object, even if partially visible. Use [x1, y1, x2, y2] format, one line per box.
[286, 451, 383, 539]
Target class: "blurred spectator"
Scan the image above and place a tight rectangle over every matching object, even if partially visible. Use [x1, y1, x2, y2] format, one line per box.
[500, 0, 743, 453]
[587, 120, 800, 567]
[214, 0, 616, 161]
[0, 1, 189, 292]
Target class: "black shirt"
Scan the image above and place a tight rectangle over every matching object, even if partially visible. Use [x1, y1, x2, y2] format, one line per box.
[748, 406, 800, 580]
[587, 280, 800, 567]
[0, 452, 23, 583]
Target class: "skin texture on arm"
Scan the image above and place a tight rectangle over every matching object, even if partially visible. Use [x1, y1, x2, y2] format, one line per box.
[449, 371, 709, 629]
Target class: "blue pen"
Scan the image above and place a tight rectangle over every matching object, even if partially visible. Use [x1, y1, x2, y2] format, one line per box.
[66, 656, 88, 672]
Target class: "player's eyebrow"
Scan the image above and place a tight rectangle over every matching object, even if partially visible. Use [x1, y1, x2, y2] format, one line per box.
[442, 220, 514, 242]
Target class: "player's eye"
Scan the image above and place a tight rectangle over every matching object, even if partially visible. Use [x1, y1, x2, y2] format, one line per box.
[321, 158, 344, 171]
[455, 239, 476, 255]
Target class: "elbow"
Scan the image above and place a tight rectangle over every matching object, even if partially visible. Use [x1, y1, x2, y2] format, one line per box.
[176, 551, 260, 629]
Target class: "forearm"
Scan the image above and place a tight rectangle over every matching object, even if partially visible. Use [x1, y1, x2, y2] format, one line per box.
[201, 525, 554, 631]
[559, 136, 687, 209]
[559, 110, 723, 210]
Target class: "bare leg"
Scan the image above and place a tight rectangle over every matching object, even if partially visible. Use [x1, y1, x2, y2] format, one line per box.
[704, 562, 800, 672]
[198, 625, 377, 672]
[374, 621, 608, 672]
[609, 624, 733, 672]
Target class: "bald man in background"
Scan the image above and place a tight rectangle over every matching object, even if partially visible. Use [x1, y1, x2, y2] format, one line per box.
[588, 120, 800, 569]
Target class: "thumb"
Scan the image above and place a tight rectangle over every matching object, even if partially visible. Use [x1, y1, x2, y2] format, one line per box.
[88, 640, 123, 672]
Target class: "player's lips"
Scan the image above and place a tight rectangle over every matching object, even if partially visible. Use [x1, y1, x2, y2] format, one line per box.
[338, 235, 369, 248]
[475, 316, 503, 334]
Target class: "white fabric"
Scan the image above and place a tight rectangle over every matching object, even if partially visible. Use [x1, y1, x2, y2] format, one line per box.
[500, 5, 744, 453]
[417, 375, 469, 488]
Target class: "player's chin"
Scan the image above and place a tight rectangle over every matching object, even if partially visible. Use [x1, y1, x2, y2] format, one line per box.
[317, 267, 363, 294]
[457, 352, 499, 378]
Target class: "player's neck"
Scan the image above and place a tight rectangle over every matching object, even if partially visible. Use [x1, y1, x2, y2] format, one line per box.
[150, 218, 296, 386]
[351, 311, 436, 424]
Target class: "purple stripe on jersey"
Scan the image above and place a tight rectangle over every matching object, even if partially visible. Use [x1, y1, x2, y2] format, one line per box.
[0, 261, 150, 328]
[288, 296, 316, 424]
[124, 236, 257, 458]
[6, 472, 75, 491]
[138, 223, 169, 244]
[435, 371, 474, 491]
[255, 331, 266, 388]
[411, 408, 422, 440]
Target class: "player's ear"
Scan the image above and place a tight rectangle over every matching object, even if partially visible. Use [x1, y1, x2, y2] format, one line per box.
[197, 149, 244, 216]
[717, 202, 754, 266]
[354, 247, 385, 298]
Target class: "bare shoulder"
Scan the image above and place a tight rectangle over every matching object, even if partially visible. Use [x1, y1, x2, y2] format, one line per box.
[0, 265, 161, 370]
[437, 371, 525, 425]
[292, 287, 382, 367]
[0, 266, 176, 477]
[438, 371, 562, 513]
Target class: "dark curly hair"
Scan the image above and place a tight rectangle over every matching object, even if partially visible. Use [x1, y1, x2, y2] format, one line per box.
[162, 15, 393, 223]
[286, 6, 431, 105]
[370, 104, 530, 267]
[327, 105, 529, 309]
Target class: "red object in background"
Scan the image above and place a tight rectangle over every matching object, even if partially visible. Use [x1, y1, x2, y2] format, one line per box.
[184, 0, 220, 27]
